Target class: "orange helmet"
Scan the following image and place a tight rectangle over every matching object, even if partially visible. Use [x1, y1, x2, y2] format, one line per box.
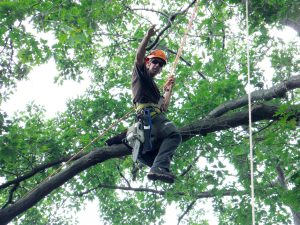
[146, 49, 167, 64]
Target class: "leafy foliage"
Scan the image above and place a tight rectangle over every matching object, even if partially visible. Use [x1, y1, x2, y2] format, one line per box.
[0, 0, 300, 224]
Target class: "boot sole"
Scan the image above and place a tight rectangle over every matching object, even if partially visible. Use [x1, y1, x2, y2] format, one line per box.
[147, 172, 175, 184]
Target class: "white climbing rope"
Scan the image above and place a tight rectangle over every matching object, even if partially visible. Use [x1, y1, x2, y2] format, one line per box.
[245, 0, 255, 224]
[168, 0, 199, 79]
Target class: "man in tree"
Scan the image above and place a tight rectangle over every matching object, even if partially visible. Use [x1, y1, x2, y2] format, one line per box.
[132, 25, 182, 184]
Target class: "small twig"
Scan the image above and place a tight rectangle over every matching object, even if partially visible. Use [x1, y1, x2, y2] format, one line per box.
[177, 200, 197, 225]
[180, 154, 201, 177]
[2, 183, 19, 209]
[117, 164, 131, 187]
[165, 47, 207, 80]
[147, 0, 198, 50]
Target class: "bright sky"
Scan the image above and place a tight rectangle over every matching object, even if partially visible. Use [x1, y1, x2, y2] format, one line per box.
[2, 58, 91, 118]
[77, 200, 101, 224]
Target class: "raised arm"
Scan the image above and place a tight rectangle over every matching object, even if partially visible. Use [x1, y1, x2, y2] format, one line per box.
[135, 25, 156, 66]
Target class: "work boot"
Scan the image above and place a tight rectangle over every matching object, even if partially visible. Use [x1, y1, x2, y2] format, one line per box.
[147, 167, 176, 184]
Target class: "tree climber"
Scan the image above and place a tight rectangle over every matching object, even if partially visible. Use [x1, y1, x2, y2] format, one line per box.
[131, 25, 182, 184]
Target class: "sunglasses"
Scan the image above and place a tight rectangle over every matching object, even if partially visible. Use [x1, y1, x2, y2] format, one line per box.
[151, 59, 165, 67]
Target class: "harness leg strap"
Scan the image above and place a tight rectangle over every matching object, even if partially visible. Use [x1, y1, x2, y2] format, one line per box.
[142, 108, 152, 154]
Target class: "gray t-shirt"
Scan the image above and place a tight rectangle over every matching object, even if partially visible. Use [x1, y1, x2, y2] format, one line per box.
[131, 62, 161, 104]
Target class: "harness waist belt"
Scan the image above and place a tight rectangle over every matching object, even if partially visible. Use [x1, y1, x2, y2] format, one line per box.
[135, 103, 161, 112]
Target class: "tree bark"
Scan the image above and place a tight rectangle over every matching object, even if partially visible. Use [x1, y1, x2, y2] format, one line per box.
[207, 75, 300, 118]
[181, 103, 300, 142]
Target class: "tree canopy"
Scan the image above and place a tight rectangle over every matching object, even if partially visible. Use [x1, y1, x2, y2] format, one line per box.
[0, 0, 300, 224]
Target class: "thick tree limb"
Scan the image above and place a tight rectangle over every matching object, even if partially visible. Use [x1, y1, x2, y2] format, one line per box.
[105, 103, 299, 145]
[0, 153, 86, 190]
[181, 103, 300, 142]
[207, 75, 300, 118]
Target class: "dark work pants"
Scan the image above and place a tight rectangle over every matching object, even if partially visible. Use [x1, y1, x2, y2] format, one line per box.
[138, 113, 182, 170]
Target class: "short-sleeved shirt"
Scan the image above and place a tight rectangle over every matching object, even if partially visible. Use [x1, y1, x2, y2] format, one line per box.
[132, 62, 161, 104]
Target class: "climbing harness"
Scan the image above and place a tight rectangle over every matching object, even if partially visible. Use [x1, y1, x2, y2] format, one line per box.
[141, 108, 153, 153]
[126, 103, 162, 162]
[245, 0, 255, 224]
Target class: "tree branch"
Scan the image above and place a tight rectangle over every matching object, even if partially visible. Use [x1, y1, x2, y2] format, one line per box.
[75, 183, 246, 200]
[207, 75, 300, 118]
[180, 103, 300, 142]
[116, 164, 131, 187]
[0, 145, 131, 224]
[1, 183, 19, 209]
[177, 200, 197, 225]
[180, 154, 201, 177]
[146, 0, 198, 50]
[165, 47, 207, 80]
[0, 153, 86, 190]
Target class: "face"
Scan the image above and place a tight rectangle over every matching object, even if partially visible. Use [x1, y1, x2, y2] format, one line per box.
[146, 58, 165, 77]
